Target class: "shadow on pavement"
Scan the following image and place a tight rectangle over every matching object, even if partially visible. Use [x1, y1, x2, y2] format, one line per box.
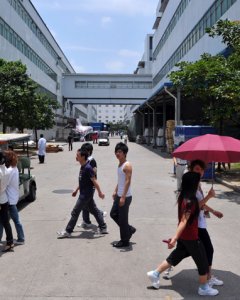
[17, 198, 32, 212]
[217, 190, 240, 205]
[147, 268, 240, 299]
[68, 226, 107, 239]
[139, 144, 172, 160]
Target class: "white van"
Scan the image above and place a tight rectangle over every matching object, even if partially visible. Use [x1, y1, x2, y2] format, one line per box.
[98, 131, 110, 146]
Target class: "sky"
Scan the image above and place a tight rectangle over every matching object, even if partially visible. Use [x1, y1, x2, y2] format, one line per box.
[31, 0, 159, 74]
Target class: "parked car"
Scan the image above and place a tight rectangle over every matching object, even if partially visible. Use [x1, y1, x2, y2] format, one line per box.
[98, 131, 110, 146]
[0, 133, 37, 202]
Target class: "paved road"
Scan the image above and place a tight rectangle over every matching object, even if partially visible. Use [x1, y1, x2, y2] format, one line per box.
[0, 138, 239, 300]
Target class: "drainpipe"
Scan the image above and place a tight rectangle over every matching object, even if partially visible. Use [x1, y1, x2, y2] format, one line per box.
[163, 99, 166, 150]
[146, 103, 156, 148]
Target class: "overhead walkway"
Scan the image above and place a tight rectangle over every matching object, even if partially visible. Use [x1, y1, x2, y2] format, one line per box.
[62, 73, 152, 105]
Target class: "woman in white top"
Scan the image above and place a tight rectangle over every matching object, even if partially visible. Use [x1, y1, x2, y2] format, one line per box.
[0, 152, 14, 251]
[190, 160, 224, 287]
[0, 151, 25, 245]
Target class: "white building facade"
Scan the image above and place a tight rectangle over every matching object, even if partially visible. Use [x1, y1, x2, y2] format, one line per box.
[0, 0, 90, 139]
[1, 0, 239, 139]
[151, 0, 240, 92]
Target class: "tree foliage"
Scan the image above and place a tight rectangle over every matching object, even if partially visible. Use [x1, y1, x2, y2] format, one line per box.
[0, 59, 60, 133]
[108, 121, 128, 132]
[168, 19, 240, 133]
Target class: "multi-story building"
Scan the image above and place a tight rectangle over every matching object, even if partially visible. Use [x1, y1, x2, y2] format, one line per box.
[0, 0, 91, 139]
[2, 0, 239, 141]
[130, 0, 240, 142]
[97, 105, 125, 124]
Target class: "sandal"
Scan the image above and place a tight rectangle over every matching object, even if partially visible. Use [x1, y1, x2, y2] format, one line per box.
[2, 244, 14, 252]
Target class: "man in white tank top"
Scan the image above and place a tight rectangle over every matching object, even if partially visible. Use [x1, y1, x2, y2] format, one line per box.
[110, 142, 136, 248]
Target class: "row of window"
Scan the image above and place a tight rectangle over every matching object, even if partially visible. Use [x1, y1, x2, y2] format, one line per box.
[7, 0, 70, 73]
[75, 81, 152, 89]
[99, 105, 123, 107]
[98, 116, 123, 119]
[98, 111, 123, 113]
[153, 0, 237, 87]
[153, 0, 191, 60]
[98, 119, 123, 123]
[0, 17, 57, 82]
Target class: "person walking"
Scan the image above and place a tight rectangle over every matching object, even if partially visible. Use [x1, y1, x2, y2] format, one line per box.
[67, 133, 73, 151]
[57, 148, 107, 238]
[77, 143, 106, 229]
[110, 142, 136, 248]
[38, 134, 46, 164]
[0, 152, 14, 252]
[147, 172, 219, 297]
[190, 159, 224, 287]
[0, 151, 25, 245]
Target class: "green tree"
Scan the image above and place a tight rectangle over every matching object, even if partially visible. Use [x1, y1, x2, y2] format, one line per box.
[168, 20, 240, 133]
[108, 121, 128, 133]
[0, 59, 60, 135]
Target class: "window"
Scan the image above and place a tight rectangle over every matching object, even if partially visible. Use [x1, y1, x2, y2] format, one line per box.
[153, 0, 237, 87]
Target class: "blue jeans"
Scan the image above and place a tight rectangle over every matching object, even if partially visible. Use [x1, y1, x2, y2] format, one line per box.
[0, 204, 25, 242]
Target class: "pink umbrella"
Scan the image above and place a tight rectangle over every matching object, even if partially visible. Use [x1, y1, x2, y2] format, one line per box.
[173, 134, 240, 163]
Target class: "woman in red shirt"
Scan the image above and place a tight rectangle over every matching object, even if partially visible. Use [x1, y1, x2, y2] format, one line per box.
[147, 172, 219, 297]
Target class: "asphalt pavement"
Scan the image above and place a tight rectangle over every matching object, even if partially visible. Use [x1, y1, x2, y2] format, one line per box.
[0, 138, 239, 300]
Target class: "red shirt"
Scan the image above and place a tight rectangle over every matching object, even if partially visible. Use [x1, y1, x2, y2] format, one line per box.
[179, 199, 198, 240]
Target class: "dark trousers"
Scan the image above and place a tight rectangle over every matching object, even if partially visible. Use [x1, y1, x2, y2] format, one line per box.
[68, 142, 72, 151]
[82, 190, 103, 224]
[38, 155, 45, 163]
[198, 228, 214, 266]
[0, 202, 13, 245]
[66, 194, 106, 233]
[110, 196, 133, 242]
[166, 239, 209, 276]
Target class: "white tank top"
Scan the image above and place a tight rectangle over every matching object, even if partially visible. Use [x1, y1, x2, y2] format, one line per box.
[196, 189, 207, 229]
[117, 161, 131, 197]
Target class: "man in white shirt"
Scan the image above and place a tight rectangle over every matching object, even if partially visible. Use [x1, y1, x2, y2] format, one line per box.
[38, 134, 46, 164]
[110, 142, 136, 248]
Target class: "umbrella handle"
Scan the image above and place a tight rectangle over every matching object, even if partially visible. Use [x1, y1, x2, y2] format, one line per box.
[212, 162, 214, 187]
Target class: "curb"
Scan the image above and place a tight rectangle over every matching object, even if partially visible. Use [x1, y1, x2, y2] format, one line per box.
[215, 177, 240, 193]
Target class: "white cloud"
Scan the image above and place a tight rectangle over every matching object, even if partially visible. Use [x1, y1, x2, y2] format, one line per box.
[70, 60, 85, 73]
[105, 60, 125, 72]
[74, 17, 87, 25]
[64, 45, 113, 53]
[32, 0, 157, 16]
[101, 16, 112, 26]
[118, 49, 141, 58]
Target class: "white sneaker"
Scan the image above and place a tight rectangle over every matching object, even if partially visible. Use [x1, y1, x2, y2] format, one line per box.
[147, 270, 160, 289]
[163, 266, 174, 279]
[77, 222, 92, 229]
[198, 284, 219, 296]
[57, 230, 71, 239]
[102, 211, 107, 218]
[208, 276, 224, 287]
[95, 226, 108, 235]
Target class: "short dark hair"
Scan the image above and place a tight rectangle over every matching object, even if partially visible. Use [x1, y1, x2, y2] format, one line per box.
[77, 148, 89, 160]
[81, 142, 93, 155]
[115, 142, 128, 155]
[189, 160, 206, 171]
[40, 134, 44, 138]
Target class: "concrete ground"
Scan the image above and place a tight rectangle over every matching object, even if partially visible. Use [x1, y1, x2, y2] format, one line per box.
[0, 138, 239, 300]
